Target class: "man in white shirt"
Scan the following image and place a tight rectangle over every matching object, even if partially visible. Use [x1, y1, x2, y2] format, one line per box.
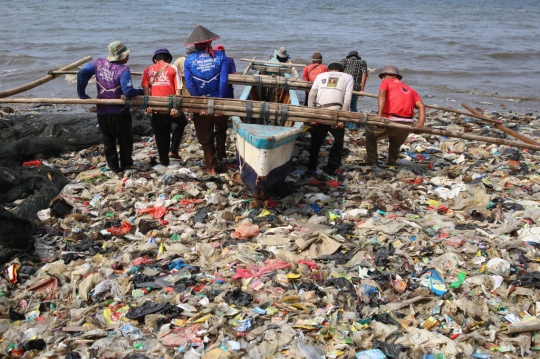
[307, 62, 354, 175]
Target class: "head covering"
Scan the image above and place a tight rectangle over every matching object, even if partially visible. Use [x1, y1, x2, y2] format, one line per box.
[215, 44, 225, 51]
[311, 52, 322, 62]
[186, 45, 196, 55]
[152, 48, 172, 62]
[379, 65, 402, 80]
[346, 51, 360, 59]
[328, 62, 344, 72]
[277, 47, 288, 58]
[107, 41, 130, 62]
[184, 25, 220, 57]
[184, 24, 221, 45]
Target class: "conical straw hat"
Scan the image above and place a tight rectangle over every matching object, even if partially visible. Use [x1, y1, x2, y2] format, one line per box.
[184, 24, 221, 45]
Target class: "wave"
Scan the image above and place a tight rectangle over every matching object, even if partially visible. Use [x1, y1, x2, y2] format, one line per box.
[0, 54, 36, 67]
[488, 52, 538, 60]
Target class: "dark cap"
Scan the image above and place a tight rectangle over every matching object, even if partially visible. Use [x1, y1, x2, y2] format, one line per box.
[311, 52, 322, 62]
[152, 48, 172, 61]
[346, 50, 360, 59]
[328, 62, 344, 72]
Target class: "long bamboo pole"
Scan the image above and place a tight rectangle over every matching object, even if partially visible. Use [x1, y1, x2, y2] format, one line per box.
[462, 103, 540, 146]
[1, 96, 539, 152]
[0, 56, 92, 98]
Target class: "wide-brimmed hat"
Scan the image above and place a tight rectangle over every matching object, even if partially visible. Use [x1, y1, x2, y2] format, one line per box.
[186, 45, 197, 55]
[346, 50, 360, 59]
[215, 44, 225, 51]
[152, 48, 172, 62]
[184, 24, 221, 45]
[379, 65, 402, 80]
[311, 52, 322, 62]
[107, 41, 130, 61]
[277, 47, 288, 58]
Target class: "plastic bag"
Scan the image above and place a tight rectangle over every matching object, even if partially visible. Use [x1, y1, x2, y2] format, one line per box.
[231, 222, 260, 239]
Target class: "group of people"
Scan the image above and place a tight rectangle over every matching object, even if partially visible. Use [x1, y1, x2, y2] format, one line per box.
[77, 25, 235, 175]
[302, 50, 425, 174]
[77, 25, 425, 178]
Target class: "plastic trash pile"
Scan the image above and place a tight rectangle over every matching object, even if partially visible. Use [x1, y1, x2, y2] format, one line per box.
[2, 106, 540, 359]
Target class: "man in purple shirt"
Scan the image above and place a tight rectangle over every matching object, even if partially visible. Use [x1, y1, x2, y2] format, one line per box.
[77, 41, 143, 173]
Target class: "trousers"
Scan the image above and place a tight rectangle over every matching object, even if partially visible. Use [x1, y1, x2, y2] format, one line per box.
[193, 114, 228, 171]
[365, 123, 412, 165]
[97, 111, 133, 172]
[308, 124, 345, 173]
[152, 113, 188, 166]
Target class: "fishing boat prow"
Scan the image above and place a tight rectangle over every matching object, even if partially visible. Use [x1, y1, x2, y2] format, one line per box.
[231, 52, 304, 199]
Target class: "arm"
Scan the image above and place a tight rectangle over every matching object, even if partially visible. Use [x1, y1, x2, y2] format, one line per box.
[183, 62, 200, 96]
[415, 100, 426, 128]
[360, 72, 367, 92]
[218, 57, 229, 98]
[120, 70, 143, 98]
[76, 61, 95, 99]
[342, 77, 354, 112]
[377, 89, 387, 117]
[229, 58, 237, 74]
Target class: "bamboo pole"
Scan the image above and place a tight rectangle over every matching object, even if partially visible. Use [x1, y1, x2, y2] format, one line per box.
[0, 56, 92, 98]
[462, 103, 540, 146]
[239, 58, 306, 68]
[1, 96, 539, 152]
[51, 70, 144, 77]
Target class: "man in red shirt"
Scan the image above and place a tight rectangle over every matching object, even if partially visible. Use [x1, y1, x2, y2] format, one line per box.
[141, 48, 187, 166]
[365, 65, 425, 166]
[302, 52, 328, 106]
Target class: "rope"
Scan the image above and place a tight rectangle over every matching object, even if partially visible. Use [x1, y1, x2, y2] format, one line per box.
[124, 98, 132, 110]
[333, 110, 339, 127]
[207, 98, 215, 115]
[257, 76, 262, 101]
[283, 77, 289, 92]
[140, 95, 149, 110]
[174, 96, 183, 112]
[245, 102, 253, 123]
[259, 101, 270, 125]
[280, 105, 289, 126]
[168, 96, 173, 112]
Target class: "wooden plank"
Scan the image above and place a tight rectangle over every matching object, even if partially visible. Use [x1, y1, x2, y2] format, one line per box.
[239, 58, 306, 68]
[0, 56, 92, 98]
[242, 57, 257, 75]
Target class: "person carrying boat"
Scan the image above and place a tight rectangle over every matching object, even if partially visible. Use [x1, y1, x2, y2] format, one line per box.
[173, 45, 196, 96]
[183, 24, 229, 176]
[340, 50, 368, 113]
[77, 41, 143, 173]
[273, 47, 291, 63]
[302, 52, 328, 105]
[141, 48, 187, 165]
[365, 65, 425, 166]
[214, 44, 236, 99]
[307, 62, 354, 175]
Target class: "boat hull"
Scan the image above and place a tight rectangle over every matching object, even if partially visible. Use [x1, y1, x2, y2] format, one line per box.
[233, 121, 301, 198]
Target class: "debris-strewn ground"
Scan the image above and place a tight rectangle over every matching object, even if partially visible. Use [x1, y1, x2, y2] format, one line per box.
[2, 103, 540, 359]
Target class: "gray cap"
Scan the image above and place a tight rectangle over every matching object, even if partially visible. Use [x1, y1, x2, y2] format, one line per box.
[379, 65, 402, 80]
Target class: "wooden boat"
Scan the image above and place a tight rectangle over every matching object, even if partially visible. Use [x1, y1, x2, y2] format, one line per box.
[230, 52, 305, 199]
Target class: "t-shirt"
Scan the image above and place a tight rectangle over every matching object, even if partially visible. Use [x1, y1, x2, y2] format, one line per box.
[173, 57, 191, 96]
[141, 63, 182, 97]
[379, 78, 421, 121]
[302, 63, 328, 82]
[309, 71, 354, 111]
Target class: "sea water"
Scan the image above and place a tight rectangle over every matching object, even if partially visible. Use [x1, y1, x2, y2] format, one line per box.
[0, 0, 539, 114]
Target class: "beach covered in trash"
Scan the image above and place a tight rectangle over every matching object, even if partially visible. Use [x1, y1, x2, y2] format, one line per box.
[2, 104, 540, 359]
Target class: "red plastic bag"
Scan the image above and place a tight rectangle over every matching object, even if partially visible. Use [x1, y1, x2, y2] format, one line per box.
[231, 222, 259, 240]
[107, 221, 133, 235]
[327, 179, 342, 188]
[22, 160, 43, 167]
[138, 206, 167, 219]
[132, 254, 153, 266]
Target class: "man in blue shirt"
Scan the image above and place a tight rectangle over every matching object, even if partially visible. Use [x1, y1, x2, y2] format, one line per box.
[77, 41, 143, 173]
[183, 25, 229, 175]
